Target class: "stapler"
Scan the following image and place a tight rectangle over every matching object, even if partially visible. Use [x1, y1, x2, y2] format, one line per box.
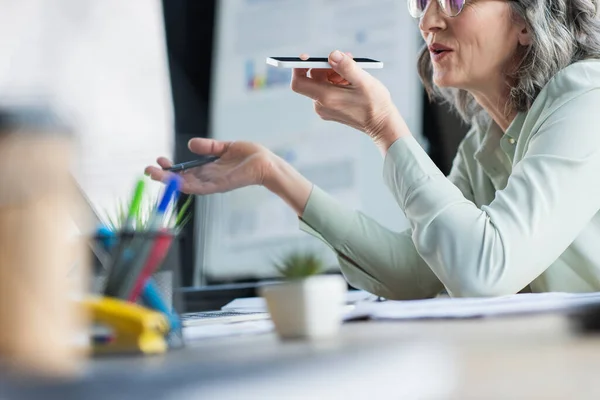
[83, 296, 170, 355]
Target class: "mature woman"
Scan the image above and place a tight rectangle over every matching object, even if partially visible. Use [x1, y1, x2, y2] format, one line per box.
[147, 0, 600, 299]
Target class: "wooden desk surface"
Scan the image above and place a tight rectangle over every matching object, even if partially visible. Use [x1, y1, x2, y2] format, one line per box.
[3, 313, 600, 399]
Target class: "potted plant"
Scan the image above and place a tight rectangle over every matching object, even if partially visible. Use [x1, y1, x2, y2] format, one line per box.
[259, 250, 347, 340]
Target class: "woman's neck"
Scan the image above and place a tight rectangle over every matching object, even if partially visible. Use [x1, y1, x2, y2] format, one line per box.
[469, 81, 517, 133]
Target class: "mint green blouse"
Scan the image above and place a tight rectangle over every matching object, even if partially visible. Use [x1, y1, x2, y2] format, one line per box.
[299, 60, 600, 299]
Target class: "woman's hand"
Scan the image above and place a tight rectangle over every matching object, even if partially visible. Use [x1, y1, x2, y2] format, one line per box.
[144, 138, 275, 195]
[145, 138, 314, 216]
[291, 50, 409, 151]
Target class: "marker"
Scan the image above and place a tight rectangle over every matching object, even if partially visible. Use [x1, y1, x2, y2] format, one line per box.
[124, 178, 145, 230]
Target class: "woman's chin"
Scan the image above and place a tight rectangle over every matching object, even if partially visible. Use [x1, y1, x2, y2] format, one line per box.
[432, 76, 455, 88]
[432, 70, 462, 89]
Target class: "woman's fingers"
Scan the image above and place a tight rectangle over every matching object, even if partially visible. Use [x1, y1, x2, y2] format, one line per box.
[308, 68, 331, 82]
[143, 157, 173, 181]
[292, 66, 310, 80]
[188, 138, 231, 157]
[291, 69, 330, 100]
[328, 71, 351, 86]
[292, 54, 326, 99]
[144, 165, 170, 182]
[327, 50, 369, 87]
[292, 51, 356, 98]
[156, 157, 173, 168]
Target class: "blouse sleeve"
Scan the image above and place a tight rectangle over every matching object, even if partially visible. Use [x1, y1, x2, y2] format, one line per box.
[298, 134, 479, 300]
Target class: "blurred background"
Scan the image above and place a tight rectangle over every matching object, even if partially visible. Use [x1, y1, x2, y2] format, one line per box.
[0, 0, 468, 291]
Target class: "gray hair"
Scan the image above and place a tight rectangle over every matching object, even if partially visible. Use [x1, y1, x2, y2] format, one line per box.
[418, 0, 600, 128]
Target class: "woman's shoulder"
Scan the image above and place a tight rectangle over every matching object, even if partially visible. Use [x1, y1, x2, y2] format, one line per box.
[533, 59, 600, 117]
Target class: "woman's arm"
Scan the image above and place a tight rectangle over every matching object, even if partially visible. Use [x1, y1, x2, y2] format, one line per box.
[264, 151, 469, 300]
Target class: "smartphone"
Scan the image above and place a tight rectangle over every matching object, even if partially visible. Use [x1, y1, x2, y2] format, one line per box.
[266, 57, 383, 69]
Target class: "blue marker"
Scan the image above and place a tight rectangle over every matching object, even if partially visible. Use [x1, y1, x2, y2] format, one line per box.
[150, 175, 182, 229]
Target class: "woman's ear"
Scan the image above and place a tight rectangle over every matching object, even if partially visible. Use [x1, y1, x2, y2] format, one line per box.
[518, 25, 532, 46]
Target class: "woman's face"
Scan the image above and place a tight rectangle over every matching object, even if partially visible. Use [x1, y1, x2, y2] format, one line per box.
[419, 0, 527, 91]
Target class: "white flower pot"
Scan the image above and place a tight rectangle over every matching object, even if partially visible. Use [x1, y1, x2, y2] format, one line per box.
[259, 275, 347, 340]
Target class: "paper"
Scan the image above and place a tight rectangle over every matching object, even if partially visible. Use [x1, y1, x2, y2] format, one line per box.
[353, 292, 600, 320]
[183, 320, 274, 341]
[221, 297, 267, 313]
[221, 290, 378, 313]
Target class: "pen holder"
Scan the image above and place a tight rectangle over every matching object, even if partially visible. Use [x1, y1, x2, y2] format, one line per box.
[92, 230, 177, 301]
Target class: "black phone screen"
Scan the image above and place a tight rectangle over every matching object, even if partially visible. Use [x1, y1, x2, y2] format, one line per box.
[271, 57, 379, 63]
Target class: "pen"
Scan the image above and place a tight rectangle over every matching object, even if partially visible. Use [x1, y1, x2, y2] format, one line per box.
[162, 156, 219, 172]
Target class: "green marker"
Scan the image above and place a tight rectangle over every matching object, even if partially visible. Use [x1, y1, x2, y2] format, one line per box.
[124, 178, 146, 231]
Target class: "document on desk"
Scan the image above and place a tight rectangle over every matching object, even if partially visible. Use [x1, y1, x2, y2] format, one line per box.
[352, 292, 600, 320]
[183, 320, 274, 341]
[221, 289, 378, 313]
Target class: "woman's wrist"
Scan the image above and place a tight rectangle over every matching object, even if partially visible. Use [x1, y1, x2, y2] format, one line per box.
[262, 153, 313, 217]
[370, 107, 411, 155]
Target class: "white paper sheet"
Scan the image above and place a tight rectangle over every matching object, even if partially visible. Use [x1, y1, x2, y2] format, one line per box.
[353, 292, 600, 320]
[183, 320, 274, 341]
[221, 289, 378, 312]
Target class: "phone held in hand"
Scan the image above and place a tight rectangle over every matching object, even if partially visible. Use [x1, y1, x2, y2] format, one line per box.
[266, 57, 384, 69]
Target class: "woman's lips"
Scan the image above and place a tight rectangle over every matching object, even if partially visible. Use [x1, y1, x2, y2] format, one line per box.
[428, 43, 453, 63]
[430, 49, 452, 62]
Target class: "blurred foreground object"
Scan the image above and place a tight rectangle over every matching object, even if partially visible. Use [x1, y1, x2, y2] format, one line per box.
[0, 103, 89, 378]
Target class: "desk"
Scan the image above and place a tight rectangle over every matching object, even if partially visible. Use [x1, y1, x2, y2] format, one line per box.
[2, 314, 600, 399]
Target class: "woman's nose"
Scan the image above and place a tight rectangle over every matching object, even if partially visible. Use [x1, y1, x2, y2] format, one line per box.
[419, 0, 447, 33]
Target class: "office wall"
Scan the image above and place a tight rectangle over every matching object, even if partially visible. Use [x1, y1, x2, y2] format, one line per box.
[0, 0, 174, 216]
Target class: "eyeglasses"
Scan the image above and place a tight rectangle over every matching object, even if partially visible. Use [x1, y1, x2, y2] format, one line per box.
[407, 0, 468, 18]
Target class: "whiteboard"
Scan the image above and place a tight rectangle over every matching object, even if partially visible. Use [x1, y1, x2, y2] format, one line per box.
[196, 0, 425, 283]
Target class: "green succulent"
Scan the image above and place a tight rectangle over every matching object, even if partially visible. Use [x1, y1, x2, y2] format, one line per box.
[274, 251, 325, 280]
